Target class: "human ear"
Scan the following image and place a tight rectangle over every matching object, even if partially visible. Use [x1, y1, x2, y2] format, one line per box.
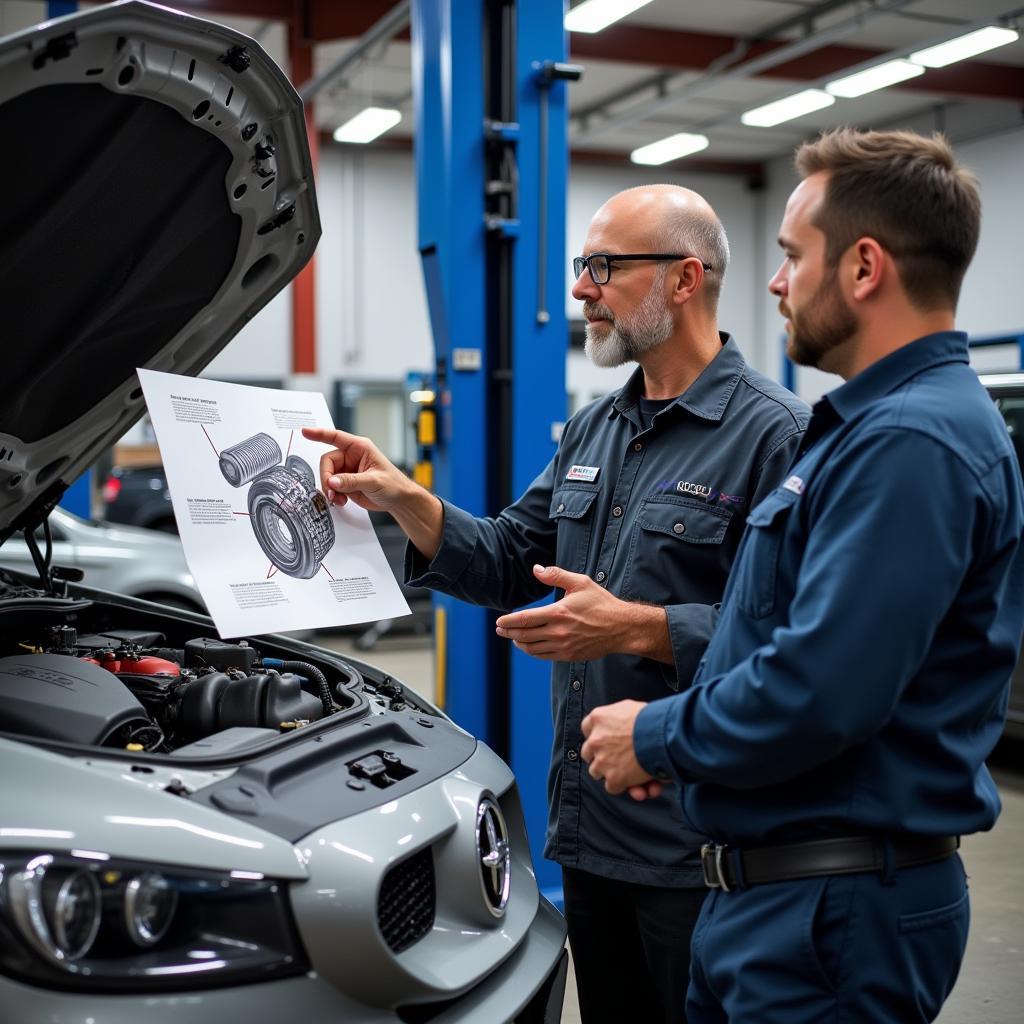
[672, 258, 704, 306]
[850, 237, 884, 301]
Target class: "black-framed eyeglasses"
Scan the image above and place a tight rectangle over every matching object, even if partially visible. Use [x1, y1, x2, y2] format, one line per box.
[572, 252, 713, 285]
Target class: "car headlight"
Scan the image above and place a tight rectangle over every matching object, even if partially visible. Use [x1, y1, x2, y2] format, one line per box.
[0, 853, 307, 991]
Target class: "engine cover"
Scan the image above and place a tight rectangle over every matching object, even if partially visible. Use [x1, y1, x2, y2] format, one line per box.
[0, 653, 148, 745]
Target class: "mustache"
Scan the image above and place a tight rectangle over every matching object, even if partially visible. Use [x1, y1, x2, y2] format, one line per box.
[583, 302, 614, 322]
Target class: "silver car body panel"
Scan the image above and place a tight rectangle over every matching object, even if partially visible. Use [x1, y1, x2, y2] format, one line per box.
[0, 900, 566, 1024]
[0, 508, 201, 606]
[0, 736, 305, 879]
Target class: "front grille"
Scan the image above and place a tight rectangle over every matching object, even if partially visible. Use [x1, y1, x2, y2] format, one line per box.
[378, 846, 436, 953]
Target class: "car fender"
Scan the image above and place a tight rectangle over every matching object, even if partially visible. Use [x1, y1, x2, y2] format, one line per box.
[0, 737, 305, 880]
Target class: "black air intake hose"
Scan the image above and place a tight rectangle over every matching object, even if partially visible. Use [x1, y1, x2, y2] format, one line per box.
[265, 659, 334, 717]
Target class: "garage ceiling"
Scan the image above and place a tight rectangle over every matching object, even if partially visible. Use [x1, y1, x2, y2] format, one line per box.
[13, 1, 1024, 175]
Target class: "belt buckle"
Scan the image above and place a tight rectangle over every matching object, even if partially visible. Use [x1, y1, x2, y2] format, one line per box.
[700, 843, 731, 892]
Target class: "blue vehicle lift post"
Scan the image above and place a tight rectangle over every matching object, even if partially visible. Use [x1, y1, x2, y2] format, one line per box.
[412, 0, 572, 901]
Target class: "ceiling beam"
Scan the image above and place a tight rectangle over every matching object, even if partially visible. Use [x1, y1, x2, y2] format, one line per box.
[167, 3, 1023, 102]
[569, 25, 1024, 102]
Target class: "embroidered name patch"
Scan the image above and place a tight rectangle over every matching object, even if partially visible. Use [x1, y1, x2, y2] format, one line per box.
[783, 475, 805, 495]
[566, 465, 600, 483]
[677, 480, 711, 498]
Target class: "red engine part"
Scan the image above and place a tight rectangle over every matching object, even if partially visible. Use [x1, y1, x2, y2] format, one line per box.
[80, 653, 180, 678]
[120, 655, 180, 677]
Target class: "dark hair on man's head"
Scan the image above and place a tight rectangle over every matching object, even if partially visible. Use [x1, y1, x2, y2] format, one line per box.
[794, 128, 981, 311]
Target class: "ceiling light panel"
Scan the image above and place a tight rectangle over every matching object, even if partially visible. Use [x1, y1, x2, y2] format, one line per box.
[741, 89, 835, 128]
[910, 26, 1019, 68]
[565, 0, 655, 35]
[333, 107, 402, 144]
[630, 132, 710, 165]
[826, 59, 925, 98]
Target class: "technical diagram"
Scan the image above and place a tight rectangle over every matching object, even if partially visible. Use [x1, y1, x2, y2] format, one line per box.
[218, 433, 334, 579]
[136, 369, 409, 638]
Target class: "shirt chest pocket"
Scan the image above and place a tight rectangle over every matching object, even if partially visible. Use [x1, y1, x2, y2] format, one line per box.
[730, 486, 800, 619]
[549, 487, 599, 574]
[621, 496, 732, 603]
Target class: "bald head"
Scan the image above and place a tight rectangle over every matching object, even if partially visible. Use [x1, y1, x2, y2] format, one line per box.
[592, 184, 729, 308]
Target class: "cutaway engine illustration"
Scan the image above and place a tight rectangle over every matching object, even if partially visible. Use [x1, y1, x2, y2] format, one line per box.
[218, 432, 334, 579]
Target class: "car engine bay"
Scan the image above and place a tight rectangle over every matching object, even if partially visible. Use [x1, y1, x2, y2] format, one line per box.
[0, 567, 435, 759]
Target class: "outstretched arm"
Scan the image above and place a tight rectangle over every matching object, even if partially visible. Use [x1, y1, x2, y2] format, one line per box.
[301, 427, 444, 560]
[494, 564, 673, 664]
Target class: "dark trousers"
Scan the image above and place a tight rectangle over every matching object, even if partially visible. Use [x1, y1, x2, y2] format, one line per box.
[687, 853, 970, 1023]
[562, 866, 707, 1024]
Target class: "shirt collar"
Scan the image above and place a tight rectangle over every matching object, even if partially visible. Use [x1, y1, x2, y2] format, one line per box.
[611, 333, 746, 424]
[827, 331, 970, 422]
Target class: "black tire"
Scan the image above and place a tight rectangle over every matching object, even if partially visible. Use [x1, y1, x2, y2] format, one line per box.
[247, 466, 335, 579]
[285, 454, 317, 491]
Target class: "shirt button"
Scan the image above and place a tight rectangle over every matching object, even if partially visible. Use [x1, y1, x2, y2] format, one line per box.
[612, 505, 623, 517]
[595, 571, 606, 583]
[634, 442, 643, 452]
[567, 748, 579, 762]
[571, 679, 582, 691]
[673, 522, 685, 535]
[556, 503, 565, 513]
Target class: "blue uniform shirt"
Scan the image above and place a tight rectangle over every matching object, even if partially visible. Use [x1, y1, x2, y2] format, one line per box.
[635, 331, 1024, 845]
[408, 336, 809, 885]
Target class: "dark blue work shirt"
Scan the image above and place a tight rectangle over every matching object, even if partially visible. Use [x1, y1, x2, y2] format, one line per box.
[635, 332, 1024, 846]
[408, 336, 809, 885]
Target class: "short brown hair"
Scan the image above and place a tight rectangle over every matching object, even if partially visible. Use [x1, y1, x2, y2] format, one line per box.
[794, 128, 981, 310]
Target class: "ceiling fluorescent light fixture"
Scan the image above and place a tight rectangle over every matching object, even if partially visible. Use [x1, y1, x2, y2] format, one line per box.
[630, 132, 709, 166]
[910, 26, 1019, 68]
[565, 0, 655, 34]
[333, 107, 401, 144]
[741, 89, 835, 128]
[826, 59, 924, 98]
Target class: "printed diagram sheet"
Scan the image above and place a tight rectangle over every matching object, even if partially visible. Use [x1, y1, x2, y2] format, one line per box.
[137, 369, 410, 638]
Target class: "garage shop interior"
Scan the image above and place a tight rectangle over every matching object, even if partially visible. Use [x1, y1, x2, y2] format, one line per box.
[0, 1, 1022, 1021]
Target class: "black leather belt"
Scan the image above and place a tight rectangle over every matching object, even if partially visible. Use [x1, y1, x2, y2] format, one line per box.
[700, 835, 960, 892]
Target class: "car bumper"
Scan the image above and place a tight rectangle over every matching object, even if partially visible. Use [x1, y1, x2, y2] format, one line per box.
[0, 896, 567, 1023]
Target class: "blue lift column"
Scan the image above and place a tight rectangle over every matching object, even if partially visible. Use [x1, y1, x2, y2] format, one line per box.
[412, 0, 571, 900]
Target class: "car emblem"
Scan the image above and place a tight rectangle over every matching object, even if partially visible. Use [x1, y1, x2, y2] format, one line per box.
[475, 797, 511, 918]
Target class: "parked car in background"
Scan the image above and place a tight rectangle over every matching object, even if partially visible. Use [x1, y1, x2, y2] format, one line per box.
[982, 373, 1024, 740]
[102, 464, 177, 533]
[0, 508, 204, 613]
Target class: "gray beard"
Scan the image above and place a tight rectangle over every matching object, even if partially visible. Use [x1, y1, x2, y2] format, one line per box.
[584, 278, 674, 369]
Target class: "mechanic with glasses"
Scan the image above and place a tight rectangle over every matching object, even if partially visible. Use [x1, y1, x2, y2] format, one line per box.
[303, 184, 809, 1024]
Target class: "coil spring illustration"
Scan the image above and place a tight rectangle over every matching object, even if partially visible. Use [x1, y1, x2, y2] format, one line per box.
[219, 433, 282, 487]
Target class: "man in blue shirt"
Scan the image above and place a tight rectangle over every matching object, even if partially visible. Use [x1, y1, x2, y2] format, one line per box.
[580, 129, 1024, 1022]
[304, 185, 808, 1024]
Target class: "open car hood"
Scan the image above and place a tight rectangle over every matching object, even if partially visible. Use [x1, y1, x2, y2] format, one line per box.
[0, 0, 320, 542]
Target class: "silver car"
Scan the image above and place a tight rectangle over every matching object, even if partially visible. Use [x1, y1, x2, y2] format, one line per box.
[0, 3, 567, 1020]
[0, 507, 203, 613]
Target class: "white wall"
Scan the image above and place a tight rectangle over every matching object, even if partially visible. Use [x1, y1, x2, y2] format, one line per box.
[756, 124, 1024, 403]
[199, 123, 1024, 406]
[566, 162, 764, 406]
[956, 127, 1024, 342]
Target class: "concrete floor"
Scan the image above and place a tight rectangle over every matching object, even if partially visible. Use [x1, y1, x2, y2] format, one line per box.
[318, 630, 1024, 1023]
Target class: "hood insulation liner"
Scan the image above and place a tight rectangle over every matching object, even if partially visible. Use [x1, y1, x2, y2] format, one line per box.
[1, 83, 240, 443]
